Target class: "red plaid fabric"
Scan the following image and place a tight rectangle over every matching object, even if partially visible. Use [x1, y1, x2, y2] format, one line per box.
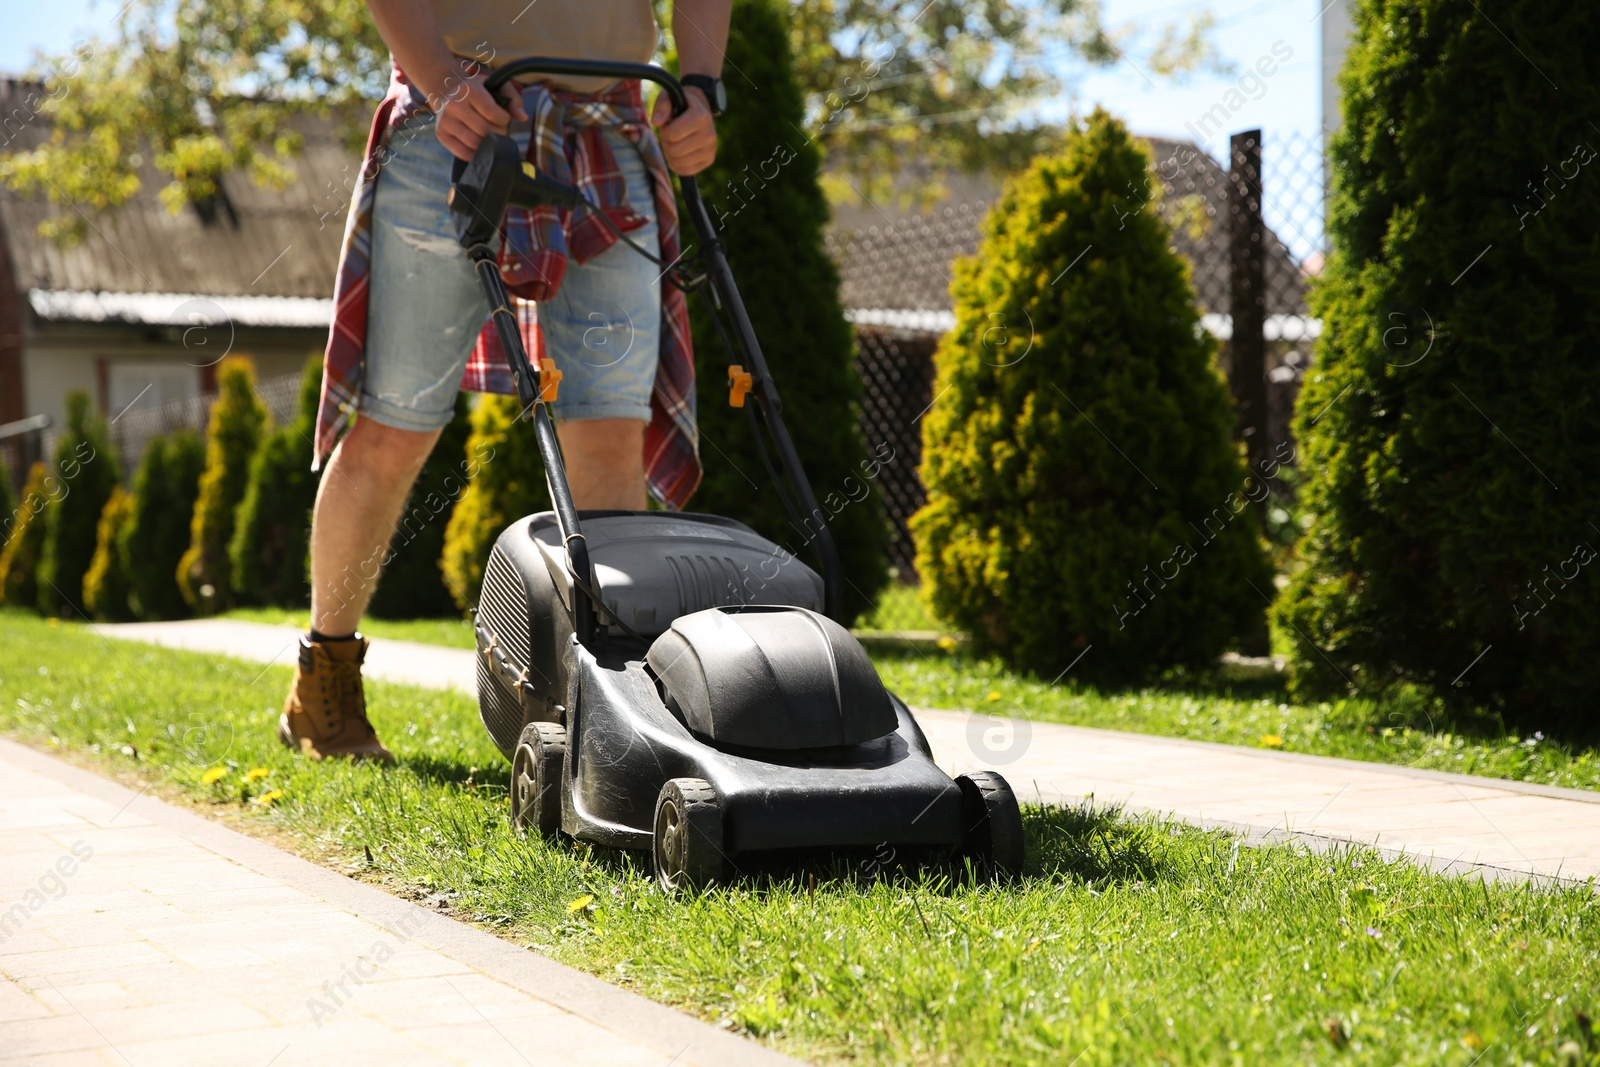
[315, 69, 700, 509]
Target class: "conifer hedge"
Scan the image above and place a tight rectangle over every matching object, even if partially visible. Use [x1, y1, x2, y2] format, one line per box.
[178, 357, 267, 614]
[37, 391, 120, 617]
[230, 354, 321, 608]
[912, 110, 1270, 680]
[83, 487, 134, 621]
[124, 431, 205, 621]
[1276, 0, 1600, 731]
[0, 462, 52, 609]
[680, 0, 888, 621]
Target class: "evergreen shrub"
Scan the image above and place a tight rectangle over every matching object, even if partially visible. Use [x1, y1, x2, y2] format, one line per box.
[124, 431, 206, 620]
[37, 391, 120, 616]
[83, 486, 135, 621]
[178, 357, 267, 614]
[230, 354, 322, 608]
[912, 110, 1271, 680]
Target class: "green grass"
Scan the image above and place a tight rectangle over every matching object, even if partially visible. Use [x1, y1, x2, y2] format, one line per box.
[223, 601, 1600, 794]
[221, 606, 477, 650]
[3, 611, 1598, 1065]
[872, 648, 1600, 794]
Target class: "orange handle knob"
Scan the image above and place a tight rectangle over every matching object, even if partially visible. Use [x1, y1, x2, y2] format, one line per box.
[728, 365, 753, 408]
[538, 358, 562, 403]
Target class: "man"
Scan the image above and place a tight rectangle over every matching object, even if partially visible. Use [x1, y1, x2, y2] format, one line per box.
[281, 0, 730, 762]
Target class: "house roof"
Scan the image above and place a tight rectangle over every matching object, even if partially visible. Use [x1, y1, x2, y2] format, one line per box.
[824, 136, 1311, 321]
[0, 78, 354, 305]
[2, 80, 1308, 326]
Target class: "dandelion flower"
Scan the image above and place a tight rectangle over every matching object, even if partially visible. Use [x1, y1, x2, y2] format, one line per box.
[201, 767, 227, 785]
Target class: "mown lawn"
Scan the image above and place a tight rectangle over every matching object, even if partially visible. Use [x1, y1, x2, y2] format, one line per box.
[3, 611, 1598, 1065]
[224, 597, 1600, 793]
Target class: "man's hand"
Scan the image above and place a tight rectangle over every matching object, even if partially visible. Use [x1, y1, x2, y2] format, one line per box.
[651, 87, 718, 175]
[433, 66, 530, 162]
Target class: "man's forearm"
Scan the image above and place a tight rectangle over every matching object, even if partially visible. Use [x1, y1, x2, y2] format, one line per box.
[673, 0, 731, 77]
[365, 0, 458, 105]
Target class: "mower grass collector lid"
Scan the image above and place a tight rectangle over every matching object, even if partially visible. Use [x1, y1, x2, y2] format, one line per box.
[646, 606, 896, 750]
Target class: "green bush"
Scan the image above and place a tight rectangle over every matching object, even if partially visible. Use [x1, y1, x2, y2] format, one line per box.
[123, 431, 206, 621]
[912, 110, 1271, 681]
[37, 391, 120, 617]
[368, 395, 474, 619]
[440, 396, 542, 613]
[229, 354, 322, 609]
[0, 462, 53, 609]
[178, 357, 267, 614]
[1277, 1, 1600, 732]
[83, 487, 135, 621]
[679, 0, 888, 621]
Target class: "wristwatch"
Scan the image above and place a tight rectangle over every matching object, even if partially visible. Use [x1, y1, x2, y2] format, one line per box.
[680, 74, 727, 116]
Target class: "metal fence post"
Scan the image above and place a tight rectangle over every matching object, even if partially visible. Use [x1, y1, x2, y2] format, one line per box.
[1228, 129, 1268, 477]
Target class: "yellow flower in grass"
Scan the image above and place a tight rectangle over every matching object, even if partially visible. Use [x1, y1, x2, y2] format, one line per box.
[936, 635, 958, 653]
[567, 894, 595, 914]
[1259, 734, 1285, 748]
[244, 767, 270, 782]
[985, 691, 1002, 703]
[200, 767, 227, 785]
[255, 790, 284, 806]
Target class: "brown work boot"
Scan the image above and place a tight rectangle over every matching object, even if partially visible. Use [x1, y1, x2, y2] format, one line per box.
[278, 635, 395, 764]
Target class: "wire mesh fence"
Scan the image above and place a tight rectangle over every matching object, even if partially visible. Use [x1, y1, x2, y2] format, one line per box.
[103, 371, 305, 482]
[840, 127, 1329, 584]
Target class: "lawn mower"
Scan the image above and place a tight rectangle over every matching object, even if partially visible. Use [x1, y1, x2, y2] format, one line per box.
[449, 58, 1025, 890]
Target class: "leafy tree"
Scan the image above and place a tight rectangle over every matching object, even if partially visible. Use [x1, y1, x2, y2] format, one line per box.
[178, 357, 267, 614]
[440, 396, 546, 613]
[1277, 0, 1600, 733]
[230, 354, 322, 608]
[83, 487, 135, 621]
[2, 0, 1218, 238]
[684, 0, 889, 620]
[123, 431, 206, 620]
[368, 395, 474, 619]
[37, 392, 120, 617]
[0, 462, 53, 610]
[912, 110, 1270, 680]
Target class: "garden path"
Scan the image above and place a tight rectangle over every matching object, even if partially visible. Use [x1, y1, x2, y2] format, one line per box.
[105, 619, 1600, 887]
[0, 737, 803, 1067]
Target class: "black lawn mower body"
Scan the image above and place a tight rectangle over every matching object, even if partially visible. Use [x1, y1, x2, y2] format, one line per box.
[453, 58, 1024, 889]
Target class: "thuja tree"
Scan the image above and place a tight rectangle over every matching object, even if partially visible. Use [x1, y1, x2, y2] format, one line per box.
[0, 462, 53, 609]
[124, 431, 206, 620]
[1277, 0, 1600, 732]
[178, 357, 267, 614]
[37, 391, 120, 617]
[912, 110, 1270, 680]
[83, 487, 135, 621]
[683, 0, 888, 620]
[230, 354, 321, 608]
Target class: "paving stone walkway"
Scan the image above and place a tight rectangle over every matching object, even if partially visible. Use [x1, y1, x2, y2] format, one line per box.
[0, 738, 800, 1067]
[105, 620, 1600, 887]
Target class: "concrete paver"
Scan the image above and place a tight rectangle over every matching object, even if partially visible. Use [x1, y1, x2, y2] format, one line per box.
[0, 740, 801, 1067]
[106, 619, 1600, 886]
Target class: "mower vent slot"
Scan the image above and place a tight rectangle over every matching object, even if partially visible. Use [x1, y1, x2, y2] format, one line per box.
[479, 548, 532, 670]
[665, 554, 749, 615]
[475, 653, 525, 757]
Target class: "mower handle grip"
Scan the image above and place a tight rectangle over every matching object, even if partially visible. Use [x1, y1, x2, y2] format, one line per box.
[449, 59, 690, 185]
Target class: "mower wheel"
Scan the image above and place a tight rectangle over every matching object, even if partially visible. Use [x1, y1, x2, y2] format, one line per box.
[652, 777, 726, 892]
[510, 721, 566, 837]
[955, 771, 1026, 879]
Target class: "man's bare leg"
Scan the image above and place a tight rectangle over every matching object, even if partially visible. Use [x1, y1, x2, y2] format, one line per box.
[558, 418, 647, 511]
[310, 418, 441, 636]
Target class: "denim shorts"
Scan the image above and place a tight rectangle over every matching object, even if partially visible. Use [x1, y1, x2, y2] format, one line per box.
[362, 112, 661, 430]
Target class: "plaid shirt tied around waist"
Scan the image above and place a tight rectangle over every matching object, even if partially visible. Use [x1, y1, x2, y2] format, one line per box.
[315, 70, 700, 508]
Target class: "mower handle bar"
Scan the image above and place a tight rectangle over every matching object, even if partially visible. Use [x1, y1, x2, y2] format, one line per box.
[449, 57, 846, 634]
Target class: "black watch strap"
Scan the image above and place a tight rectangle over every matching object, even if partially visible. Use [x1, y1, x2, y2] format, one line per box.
[681, 74, 726, 116]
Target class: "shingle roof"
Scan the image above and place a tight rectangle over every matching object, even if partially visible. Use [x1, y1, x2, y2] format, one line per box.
[824, 136, 1311, 319]
[0, 78, 355, 301]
